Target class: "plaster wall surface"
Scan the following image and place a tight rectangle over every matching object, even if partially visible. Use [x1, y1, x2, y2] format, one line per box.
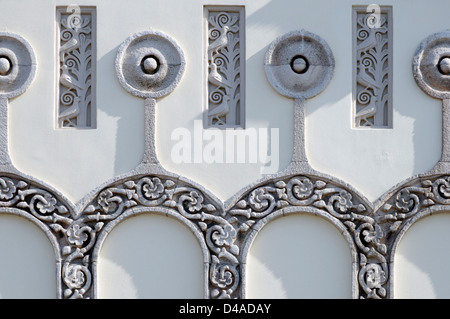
[0, 0, 448, 299]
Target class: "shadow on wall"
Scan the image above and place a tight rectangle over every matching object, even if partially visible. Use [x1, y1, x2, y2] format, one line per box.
[245, 0, 350, 175]
[0, 215, 56, 298]
[246, 214, 352, 299]
[394, 214, 450, 298]
[97, 45, 144, 177]
[97, 214, 204, 299]
[92, 0, 448, 299]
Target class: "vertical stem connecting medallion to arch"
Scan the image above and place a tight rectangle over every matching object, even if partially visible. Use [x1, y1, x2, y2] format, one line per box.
[353, 5, 392, 128]
[56, 6, 96, 129]
[204, 6, 245, 128]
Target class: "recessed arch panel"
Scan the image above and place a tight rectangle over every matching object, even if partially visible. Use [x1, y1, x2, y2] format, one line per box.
[0, 214, 57, 298]
[394, 213, 450, 298]
[96, 211, 205, 299]
[244, 211, 353, 298]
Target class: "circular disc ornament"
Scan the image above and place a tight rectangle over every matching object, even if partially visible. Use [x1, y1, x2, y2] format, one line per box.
[413, 31, 450, 99]
[0, 32, 36, 99]
[264, 30, 334, 99]
[115, 30, 185, 99]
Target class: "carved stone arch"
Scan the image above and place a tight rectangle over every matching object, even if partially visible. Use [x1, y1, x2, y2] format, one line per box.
[372, 173, 450, 298]
[0, 209, 63, 297]
[225, 173, 387, 299]
[386, 206, 435, 298]
[373, 173, 450, 298]
[91, 206, 211, 298]
[239, 205, 358, 298]
[0, 172, 75, 298]
[73, 172, 240, 299]
[0, 208, 62, 264]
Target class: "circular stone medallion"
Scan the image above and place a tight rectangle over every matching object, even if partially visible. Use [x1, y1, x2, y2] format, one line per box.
[413, 31, 450, 99]
[115, 30, 185, 99]
[264, 30, 334, 100]
[0, 32, 36, 99]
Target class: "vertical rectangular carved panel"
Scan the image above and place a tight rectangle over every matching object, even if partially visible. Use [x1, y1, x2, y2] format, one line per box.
[353, 6, 392, 128]
[204, 6, 245, 128]
[56, 6, 96, 128]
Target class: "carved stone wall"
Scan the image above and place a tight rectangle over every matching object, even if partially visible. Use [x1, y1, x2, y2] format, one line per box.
[0, 2, 450, 299]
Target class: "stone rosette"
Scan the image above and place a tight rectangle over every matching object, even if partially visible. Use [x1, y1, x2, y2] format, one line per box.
[115, 30, 185, 99]
[264, 30, 334, 100]
[0, 32, 36, 99]
[413, 31, 450, 99]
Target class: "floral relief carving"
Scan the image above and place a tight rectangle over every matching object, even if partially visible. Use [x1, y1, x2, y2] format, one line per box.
[4, 16, 450, 300]
[0, 176, 70, 220]
[57, 6, 96, 128]
[3, 169, 449, 299]
[354, 6, 392, 128]
[205, 7, 244, 127]
[229, 175, 391, 299]
[69, 175, 238, 299]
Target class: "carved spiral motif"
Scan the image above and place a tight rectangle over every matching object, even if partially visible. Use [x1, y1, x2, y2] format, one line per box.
[64, 57, 78, 69]
[361, 56, 375, 68]
[357, 29, 370, 41]
[0, 177, 17, 200]
[331, 191, 354, 214]
[138, 177, 165, 200]
[181, 191, 204, 213]
[395, 189, 419, 213]
[248, 188, 274, 212]
[216, 12, 233, 27]
[209, 89, 224, 104]
[61, 91, 76, 105]
[366, 15, 379, 30]
[359, 263, 387, 298]
[357, 90, 372, 105]
[289, 177, 314, 200]
[433, 177, 450, 204]
[61, 29, 75, 42]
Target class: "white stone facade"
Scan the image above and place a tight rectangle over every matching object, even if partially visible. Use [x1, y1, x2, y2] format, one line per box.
[0, 0, 450, 299]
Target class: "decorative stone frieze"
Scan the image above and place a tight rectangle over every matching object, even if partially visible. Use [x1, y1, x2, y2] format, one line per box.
[56, 6, 96, 128]
[3, 21, 450, 299]
[204, 6, 245, 128]
[353, 5, 392, 128]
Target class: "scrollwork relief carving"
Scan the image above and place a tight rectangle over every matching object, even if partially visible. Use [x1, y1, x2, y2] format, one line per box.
[353, 6, 392, 128]
[3, 21, 450, 300]
[205, 7, 245, 128]
[57, 6, 96, 128]
[231, 175, 392, 299]
[79, 175, 242, 299]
